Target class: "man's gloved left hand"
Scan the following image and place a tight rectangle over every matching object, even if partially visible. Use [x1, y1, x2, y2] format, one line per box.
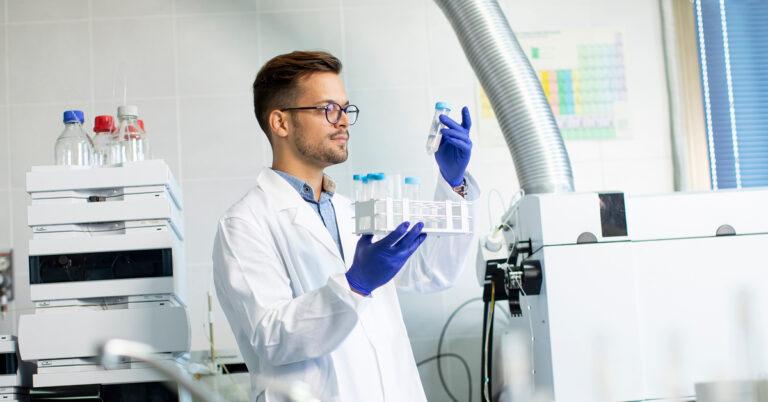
[435, 106, 472, 187]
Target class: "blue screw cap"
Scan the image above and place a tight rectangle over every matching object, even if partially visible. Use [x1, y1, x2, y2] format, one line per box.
[404, 176, 421, 185]
[435, 102, 451, 111]
[63, 110, 85, 124]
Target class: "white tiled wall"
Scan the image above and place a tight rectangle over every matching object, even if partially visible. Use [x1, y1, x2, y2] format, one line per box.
[0, 0, 673, 400]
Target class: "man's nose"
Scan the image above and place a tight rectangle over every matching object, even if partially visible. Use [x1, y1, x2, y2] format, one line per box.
[334, 112, 349, 129]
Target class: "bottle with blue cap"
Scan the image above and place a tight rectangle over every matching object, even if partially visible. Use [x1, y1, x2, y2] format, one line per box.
[55, 110, 94, 167]
[426, 101, 451, 155]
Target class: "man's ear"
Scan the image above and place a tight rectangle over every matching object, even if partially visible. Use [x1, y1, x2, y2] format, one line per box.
[269, 110, 290, 140]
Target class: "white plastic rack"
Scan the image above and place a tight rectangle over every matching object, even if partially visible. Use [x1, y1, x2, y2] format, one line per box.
[354, 198, 471, 235]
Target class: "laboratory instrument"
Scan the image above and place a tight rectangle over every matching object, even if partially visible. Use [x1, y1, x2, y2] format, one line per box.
[18, 159, 190, 400]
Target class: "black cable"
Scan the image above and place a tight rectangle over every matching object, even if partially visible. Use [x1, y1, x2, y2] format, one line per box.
[437, 297, 512, 402]
[416, 353, 472, 402]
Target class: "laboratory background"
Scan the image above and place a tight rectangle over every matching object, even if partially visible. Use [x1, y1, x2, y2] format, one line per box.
[0, 0, 764, 401]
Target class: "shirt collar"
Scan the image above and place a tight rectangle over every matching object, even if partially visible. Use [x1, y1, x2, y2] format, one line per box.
[272, 169, 336, 203]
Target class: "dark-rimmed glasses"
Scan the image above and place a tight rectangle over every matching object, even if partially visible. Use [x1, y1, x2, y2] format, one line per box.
[281, 102, 359, 125]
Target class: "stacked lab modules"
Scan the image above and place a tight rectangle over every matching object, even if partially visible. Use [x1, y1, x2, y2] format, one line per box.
[17, 160, 190, 393]
[0, 335, 32, 401]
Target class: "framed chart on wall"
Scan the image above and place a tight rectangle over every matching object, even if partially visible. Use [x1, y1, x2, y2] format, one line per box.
[477, 28, 631, 146]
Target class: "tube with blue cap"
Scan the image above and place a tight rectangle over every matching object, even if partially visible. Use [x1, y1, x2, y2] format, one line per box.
[426, 102, 451, 154]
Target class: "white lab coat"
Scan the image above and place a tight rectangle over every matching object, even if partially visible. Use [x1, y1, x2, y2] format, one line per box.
[212, 167, 479, 402]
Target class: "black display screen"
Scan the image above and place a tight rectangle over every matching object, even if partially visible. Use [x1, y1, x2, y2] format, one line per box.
[599, 193, 628, 237]
[29, 249, 172, 285]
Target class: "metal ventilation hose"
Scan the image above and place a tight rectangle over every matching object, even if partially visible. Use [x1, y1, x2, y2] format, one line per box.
[435, 0, 574, 194]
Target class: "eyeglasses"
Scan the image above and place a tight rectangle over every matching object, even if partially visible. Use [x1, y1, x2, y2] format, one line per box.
[281, 102, 359, 125]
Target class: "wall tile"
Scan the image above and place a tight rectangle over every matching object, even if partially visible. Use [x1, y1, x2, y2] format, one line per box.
[425, 1, 475, 89]
[92, 17, 176, 100]
[259, 9, 343, 61]
[0, 190, 9, 249]
[8, 103, 96, 188]
[94, 98, 180, 178]
[185, 263, 239, 352]
[342, 0, 419, 7]
[343, 5, 428, 89]
[571, 160, 605, 192]
[178, 95, 267, 180]
[565, 139, 603, 163]
[174, 0, 258, 15]
[260, 0, 339, 12]
[0, 107, 8, 189]
[181, 178, 258, 266]
[92, 0, 172, 19]
[175, 13, 259, 97]
[7, 21, 91, 104]
[7, 0, 87, 23]
[346, 87, 432, 175]
[602, 157, 674, 194]
[0, 33, 6, 106]
[399, 290, 446, 341]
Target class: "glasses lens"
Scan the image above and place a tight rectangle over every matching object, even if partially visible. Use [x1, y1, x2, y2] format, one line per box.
[325, 103, 342, 124]
[347, 105, 359, 125]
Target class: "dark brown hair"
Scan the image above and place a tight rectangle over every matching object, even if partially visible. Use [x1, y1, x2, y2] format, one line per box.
[252, 51, 342, 142]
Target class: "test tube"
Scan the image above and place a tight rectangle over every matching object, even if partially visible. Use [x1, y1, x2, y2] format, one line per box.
[426, 102, 451, 155]
[362, 175, 371, 201]
[352, 174, 363, 202]
[403, 176, 421, 200]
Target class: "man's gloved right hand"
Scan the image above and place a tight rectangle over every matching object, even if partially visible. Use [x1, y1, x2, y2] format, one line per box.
[345, 222, 427, 296]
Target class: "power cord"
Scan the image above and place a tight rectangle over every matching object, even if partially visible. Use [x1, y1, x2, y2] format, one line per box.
[416, 353, 472, 402]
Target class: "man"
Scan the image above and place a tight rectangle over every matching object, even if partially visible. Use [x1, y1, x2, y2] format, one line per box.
[213, 50, 479, 402]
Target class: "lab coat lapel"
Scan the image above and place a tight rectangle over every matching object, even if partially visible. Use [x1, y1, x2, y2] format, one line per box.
[257, 168, 343, 262]
[292, 204, 343, 262]
[332, 195, 357, 268]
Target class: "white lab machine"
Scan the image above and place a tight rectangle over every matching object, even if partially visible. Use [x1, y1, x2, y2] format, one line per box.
[0, 335, 32, 402]
[17, 160, 191, 396]
[480, 188, 768, 402]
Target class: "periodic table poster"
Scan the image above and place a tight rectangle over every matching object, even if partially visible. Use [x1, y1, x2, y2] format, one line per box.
[478, 29, 630, 143]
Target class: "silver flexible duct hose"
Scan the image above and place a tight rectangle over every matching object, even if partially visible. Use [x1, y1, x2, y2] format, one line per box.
[435, 0, 574, 194]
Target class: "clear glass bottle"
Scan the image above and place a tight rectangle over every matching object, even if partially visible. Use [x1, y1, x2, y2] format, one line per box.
[55, 110, 94, 167]
[92, 115, 117, 167]
[426, 102, 451, 155]
[116, 105, 150, 163]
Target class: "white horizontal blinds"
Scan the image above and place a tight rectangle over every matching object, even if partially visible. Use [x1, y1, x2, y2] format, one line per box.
[694, 0, 768, 189]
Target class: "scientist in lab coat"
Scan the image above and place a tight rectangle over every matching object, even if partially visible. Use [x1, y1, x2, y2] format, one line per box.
[212, 50, 479, 402]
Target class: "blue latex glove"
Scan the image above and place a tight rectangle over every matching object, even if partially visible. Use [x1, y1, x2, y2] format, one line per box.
[345, 222, 427, 296]
[436, 106, 472, 187]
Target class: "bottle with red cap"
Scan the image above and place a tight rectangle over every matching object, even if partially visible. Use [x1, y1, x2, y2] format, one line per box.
[93, 115, 118, 166]
[116, 105, 150, 163]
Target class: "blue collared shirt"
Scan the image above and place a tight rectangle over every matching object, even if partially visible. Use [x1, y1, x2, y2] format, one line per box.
[273, 169, 344, 261]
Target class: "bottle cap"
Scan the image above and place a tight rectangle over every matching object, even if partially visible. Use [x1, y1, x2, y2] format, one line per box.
[435, 102, 451, 111]
[63, 110, 85, 124]
[404, 176, 421, 185]
[93, 115, 114, 134]
[117, 105, 139, 117]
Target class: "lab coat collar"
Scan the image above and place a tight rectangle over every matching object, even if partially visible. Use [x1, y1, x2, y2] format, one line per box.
[256, 167, 346, 263]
